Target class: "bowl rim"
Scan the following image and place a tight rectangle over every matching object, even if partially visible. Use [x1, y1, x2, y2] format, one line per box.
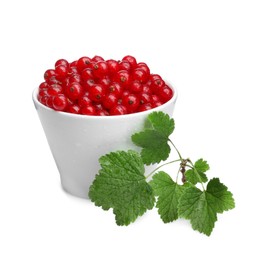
[32, 82, 178, 120]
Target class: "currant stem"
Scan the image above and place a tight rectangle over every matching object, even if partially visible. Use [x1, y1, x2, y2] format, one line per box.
[145, 159, 181, 180]
[168, 139, 182, 160]
[188, 161, 205, 191]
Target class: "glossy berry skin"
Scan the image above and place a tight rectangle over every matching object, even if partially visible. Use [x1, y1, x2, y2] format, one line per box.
[81, 105, 96, 115]
[122, 55, 137, 68]
[116, 70, 131, 86]
[106, 59, 120, 75]
[139, 92, 151, 104]
[38, 55, 174, 116]
[108, 82, 123, 97]
[52, 94, 68, 111]
[81, 68, 94, 80]
[55, 59, 69, 68]
[129, 81, 142, 93]
[77, 56, 92, 71]
[55, 65, 68, 79]
[122, 94, 140, 113]
[132, 68, 148, 83]
[67, 104, 80, 114]
[47, 84, 63, 96]
[65, 82, 84, 101]
[102, 93, 118, 109]
[92, 61, 109, 78]
[119, 61, 131, 71]
[138, 103, 153, 112]
[44, 69, 56, 81]
[92, 55, 104, 62]
[137, 62, 150, 76]
[110, 104, 127, 115]
[159, 85, 173, 102]
[78, 95, 92, 108]
[88, 84, 105, 103]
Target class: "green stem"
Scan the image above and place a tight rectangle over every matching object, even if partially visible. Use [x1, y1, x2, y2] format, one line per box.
[145, 159, 181, 180]
[168, 139, 183, 160]
[175, 165, 182, 183]
[188, 161, 205, 191]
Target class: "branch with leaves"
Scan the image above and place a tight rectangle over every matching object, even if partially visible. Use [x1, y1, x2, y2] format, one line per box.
[89, 112, 235, 236]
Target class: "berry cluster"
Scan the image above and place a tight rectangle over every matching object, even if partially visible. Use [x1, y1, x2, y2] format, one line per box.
[38, 55, 174, 116]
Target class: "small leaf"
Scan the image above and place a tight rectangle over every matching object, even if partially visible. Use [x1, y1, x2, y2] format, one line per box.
[150, 171, 185, 222]
[185, 159, 209, 185]
[131, 111, 174, 165]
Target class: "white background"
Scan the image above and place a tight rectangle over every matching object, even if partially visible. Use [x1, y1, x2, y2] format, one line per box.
[0, 0, 259, 259]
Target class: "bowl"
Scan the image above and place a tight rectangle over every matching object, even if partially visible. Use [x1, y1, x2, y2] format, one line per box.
[32, 83, 178, 199]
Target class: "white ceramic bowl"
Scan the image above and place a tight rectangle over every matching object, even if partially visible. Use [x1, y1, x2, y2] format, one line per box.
[33, 84, 178, 199]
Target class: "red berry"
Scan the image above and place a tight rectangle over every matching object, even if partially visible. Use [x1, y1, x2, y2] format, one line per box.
[81, 68, 94, 80]
[106, 59, 120, 75]
[46, 96, 54, 108]
[92, 61, 108, 78]
[83, 79, 95, 91]
[132, 68, 148, 83]
[77, 56, 92, 71]
[139, 92, 151, 104]
[78, 95, 92, 108]
[65, 82, 83, 101]
[153, 101, 163, 108]
[47, 84, 63, 96]
[70, 60, 78, 67]
[81, 105, 96, 115]
[150, 74, 162, 81]
[142, 84, 152, 94]
[116, 70, 131, 86]
[92, 55, 104, 62]
[39, 95, 48, 106]
[88, 84, 105, 102]
[68, 66, 79, 75]
[122, 55, 137, 68]
[103, 93, 118, 109]
[44, 69, 56, 81]
[96, 109, 109, 116]
[122, 94, 140, 113]
[138, 103, 153, 112]
[137, 62, 150, 76]
[129, 81, 142, 93]
[108, 82, 123, 97]
[119, 60, 131, 71]
[55, 65, 68, 79]
[110, 104, 127, 115]
[121, 90, 130, 97]
[67, 104, 80, 114]
[55, 59, 69, 68]
[38, 88, 48, 99]
[39, 82, 48, 90]
[159, 85, 173, 102]
[98, 77, 111, 88]
[151, 78, 165, 93]
[69, 74, 81, 84]
[52, 94, 68, 111]
[151, 94, 161, 104]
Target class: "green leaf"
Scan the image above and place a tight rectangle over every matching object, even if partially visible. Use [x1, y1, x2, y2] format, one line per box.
[178, 186, 217, 236]
[131, 111, 174, 165]
[185, 159, 209, 185]
[150, 171, 185, 223]
[88, 150, 155, 226]
[146, 111, 175, 136]
[178, 178, 235, 236]
[206, 178, 235, 213]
